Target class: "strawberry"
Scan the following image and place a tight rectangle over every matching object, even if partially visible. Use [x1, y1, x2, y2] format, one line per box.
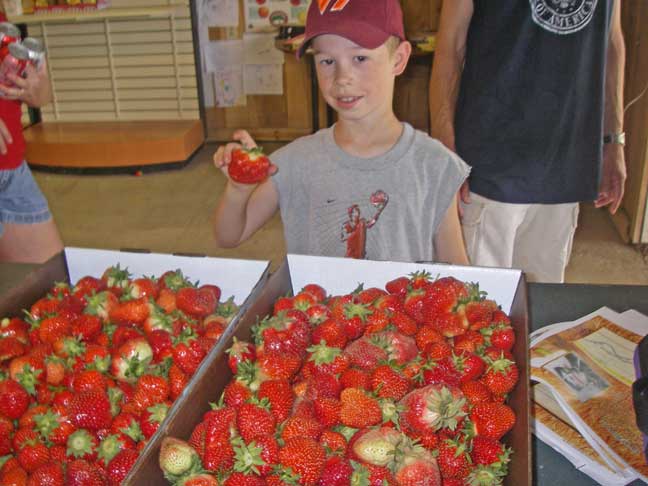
[1, 466, 28, 486]
[481, 356, 519, 395]
[257, 379, 294, 423]
[452, 352, 486, 384]
[106, 448, 139, 485]
[126, 374, 170, 414]
[110, 337, 153, 383]
[390, 310, 418, 336]
[278, 437, 326, 486]
[0, 336, 26, 362]
[320, 456, 354, 485]
[319, 429, 347, 454]
[231, 435, 278, 477]
[373, 293, 404, 313]
[292, 291, 316, 312]
[357, 287, 387, 305]
[488, 325, 516, 352]
[0, 416, 13, 455]
[364, 308, 390, 334]
[83, 291, 119, 323]
[415, 326, 444, 352]
[311, 319, 347, 349]
[437, 438, 472, 479]
[97, 434, 135, 468]
[403, 288, 427, 323]
[470, 435, 511, 469]
[109, 297, 150, 325]
[422, 356, 461, 387]
[38, 316, 71, 346]
[339, 388, 382, 428]
[159, 437, 203, 479]
[101, 264, 131, 295]
[73, 369, 108, 393]
[272, 296, 294, 314]
[432, 312, 467, 338]
[302, 342, 349, 377]
[226, 338, 256, 375]
[313, 397, 341, 427]
[70, 314, 102, 343]
[281, 414, 324, 442]
[68, 390, 113, 431]
[371, 363, 411, 400]
[66, 429, 99, 462]
[348, 426, 401, 467]
[0, 379, 30, 419]
[27, 461, 65, 486]
[399, 384, 467, 435]
[126, 277, 160, 300]
[453, 330, 485, 354]
[392, 438, 441, 486]
[179, 473, 220, 486]
[257, 351, 301, 381]
[236, 399, 276, 442]
[332, 302, 371, 340]
[140, 403, 170, 439]
[17, 436, 50, 473]
[469, 403, 516, 440]
[385, 276, 410, 297]
[254, 311, 311, 357]
[339, 367, 371, 390]
[301, 283, 327, 303]
[464, 299, 497, 331]
[304, 304, 331, 326]
[460, 381, 492, 406]
[224, 472, 266, 486]
[343, 335, 388, 371]
[176, 286, 219, 318]
[203, 428, 234, 473]
[228, 147, 275, 184]
[65, 459, 106, 486]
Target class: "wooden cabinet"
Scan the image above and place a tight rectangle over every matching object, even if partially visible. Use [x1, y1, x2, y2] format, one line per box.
[614, 1, 648, 244]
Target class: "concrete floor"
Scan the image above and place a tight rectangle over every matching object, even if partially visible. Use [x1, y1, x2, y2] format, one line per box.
[33, 143, 648, 285]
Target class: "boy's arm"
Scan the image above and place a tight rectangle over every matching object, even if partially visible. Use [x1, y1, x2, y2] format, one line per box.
[213, 178, 279, 247]
[433, 195, 470, 265]
[428, 0, 473, 152]
[595, 0, 626, 214]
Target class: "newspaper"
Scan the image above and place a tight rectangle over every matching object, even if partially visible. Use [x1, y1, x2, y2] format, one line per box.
[530, 308, 648, 485]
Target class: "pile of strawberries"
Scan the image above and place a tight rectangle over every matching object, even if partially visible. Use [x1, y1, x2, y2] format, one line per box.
[159, 272, 519, 486]
[0, 265, 238, 486]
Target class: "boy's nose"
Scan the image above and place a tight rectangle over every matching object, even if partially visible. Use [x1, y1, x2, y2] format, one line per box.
[334, 66, 352, 85]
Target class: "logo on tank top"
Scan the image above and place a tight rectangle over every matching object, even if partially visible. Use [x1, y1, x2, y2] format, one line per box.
[529, 0, 597, 35]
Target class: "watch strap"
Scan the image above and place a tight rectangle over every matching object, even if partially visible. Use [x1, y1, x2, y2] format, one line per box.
[603, 132, 626, 146]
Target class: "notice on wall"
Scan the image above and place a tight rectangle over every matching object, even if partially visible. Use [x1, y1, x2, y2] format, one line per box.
[244, 0, 308, 31]
[198, 0, 239, 27]
[244, 64, 283, 95]
[214, 66, 246, 107]
[203, 40, 244, 72]
[243, 32, 284, 65]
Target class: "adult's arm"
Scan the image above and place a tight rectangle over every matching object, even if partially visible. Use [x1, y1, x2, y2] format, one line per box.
[595, 0, 626, 214]
[428, 0, 473, 152]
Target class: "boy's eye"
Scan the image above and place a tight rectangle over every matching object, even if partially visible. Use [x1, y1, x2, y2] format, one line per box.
[319, 58, 334, 66]
[355, 55, 367, 62]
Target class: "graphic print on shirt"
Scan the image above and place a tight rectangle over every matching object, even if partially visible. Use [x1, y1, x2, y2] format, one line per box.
[529, 0, 598, 35]
[340, 190, 389, 259]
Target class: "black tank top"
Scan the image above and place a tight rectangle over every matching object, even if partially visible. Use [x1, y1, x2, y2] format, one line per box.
[454, 0, 614, 204]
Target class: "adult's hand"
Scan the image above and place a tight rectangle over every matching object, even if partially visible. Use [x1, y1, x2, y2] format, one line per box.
[0, 61, 53, 107]
[595, 143, 626, 214]
[0, 118, 12, 155]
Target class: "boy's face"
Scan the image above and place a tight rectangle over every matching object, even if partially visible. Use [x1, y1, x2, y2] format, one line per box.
[312, 34, 410, 124]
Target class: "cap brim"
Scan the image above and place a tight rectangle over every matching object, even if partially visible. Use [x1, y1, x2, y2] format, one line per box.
[296, 20, 391, 59]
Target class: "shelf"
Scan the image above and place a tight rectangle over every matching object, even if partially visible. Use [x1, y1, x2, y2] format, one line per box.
[24, 120, 204, 169]
[8, 4, 187, 24]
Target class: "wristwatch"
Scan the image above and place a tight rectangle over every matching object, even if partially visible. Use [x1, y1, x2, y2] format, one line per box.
[603, 132, 626, 146]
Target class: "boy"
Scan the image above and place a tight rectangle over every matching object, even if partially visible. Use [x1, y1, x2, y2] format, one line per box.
[214, 0, 470, 264]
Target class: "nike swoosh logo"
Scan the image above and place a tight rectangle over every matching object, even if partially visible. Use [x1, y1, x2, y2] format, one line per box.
[327, 199, 336, 203]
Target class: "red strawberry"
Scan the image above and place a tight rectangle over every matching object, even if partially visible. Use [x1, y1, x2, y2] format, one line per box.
[432, 312, 467, 338]
[101, 264, 131, 295]
[464, 299, 497, 331]
[469, 402, 516, 440]
[70, 314, 102, 343]
[453, 330, 485, 354]
[320, 455, 353, 485]
[203, 428, 234, 473]
[392, 438, 441, 486]
[403, 288, 427, 323]
[390, 310, 418, 336]
[292, 291, 317, 312]
[339, 367, 371, 390]
[339, 388, 382, 428]
[371, 363, 411, 400]
[0, 379, 30, 419]
[278, 437, 326, 486]
[140, 403, 169, 439]
[66, 429, 99, 462]
[332, 302, 371, 340]
[73, 275, 106, 300]
[489, 325, 516, 352]
[176, 286, 219, 318]
[305, 304, 331, 326]
[236, 400, 276, 442]
[452, 352, 486, 384]
[65, 459, 106, 486]
[97, 434, 135, 468]
[111, 337, 153, 383]
[126, 277, 159, 300]
[281, 414, 324, 442]
[357, 287, 387, 305]
[0, 336, 26, 362]
[311, 319, 347, 349]
[364, 308, 390, 334]
[385, 276, 410, 297]
[470, 435, 511, 469]
[319, 429, 347, 454]
[257, 379, 294, 423]
[438, 439, 472, 479]
[180, 473, 220, 486]
[301, 283, 327, 302]
[68, 390, 113, 431]
[481, 356, 519, 395]
[17, 436, 50, 473]
[228, 147, 275, 184]
[109, 297, 150, 325]
[27, 461, 65, 486]
[460, 381, 492, 406]
[106, 448, 139, 485]
[224, 472, 266, 486]
[38, 316, 71, 345]
[302, 342, 349, 377]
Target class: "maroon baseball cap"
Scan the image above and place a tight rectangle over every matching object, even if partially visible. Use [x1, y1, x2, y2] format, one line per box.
[296, 0, 405, 58]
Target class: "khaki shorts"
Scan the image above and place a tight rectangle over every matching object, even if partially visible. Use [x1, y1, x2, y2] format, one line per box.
[461, 192, 579, 283]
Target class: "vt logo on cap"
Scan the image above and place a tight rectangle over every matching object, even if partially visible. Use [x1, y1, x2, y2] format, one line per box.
[317, 0, 351, 14]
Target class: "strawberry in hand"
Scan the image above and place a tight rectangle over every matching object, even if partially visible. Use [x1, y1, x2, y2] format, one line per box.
[227, 147, 277, 184]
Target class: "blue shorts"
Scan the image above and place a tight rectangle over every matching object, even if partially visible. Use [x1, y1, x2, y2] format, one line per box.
[0, 161, 52, 237]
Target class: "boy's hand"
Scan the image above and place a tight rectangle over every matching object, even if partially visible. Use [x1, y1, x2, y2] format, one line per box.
[213, 129, 277, 188]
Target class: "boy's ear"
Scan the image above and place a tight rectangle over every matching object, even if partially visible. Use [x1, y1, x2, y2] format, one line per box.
[392, 41, 412, 76]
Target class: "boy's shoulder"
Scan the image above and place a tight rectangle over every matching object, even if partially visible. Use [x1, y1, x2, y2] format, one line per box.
[270, 127, 330, 161]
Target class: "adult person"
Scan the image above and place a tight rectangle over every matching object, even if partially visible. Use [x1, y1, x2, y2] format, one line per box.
[0, 11, 63, 263]
[429, 0, 626, 282]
